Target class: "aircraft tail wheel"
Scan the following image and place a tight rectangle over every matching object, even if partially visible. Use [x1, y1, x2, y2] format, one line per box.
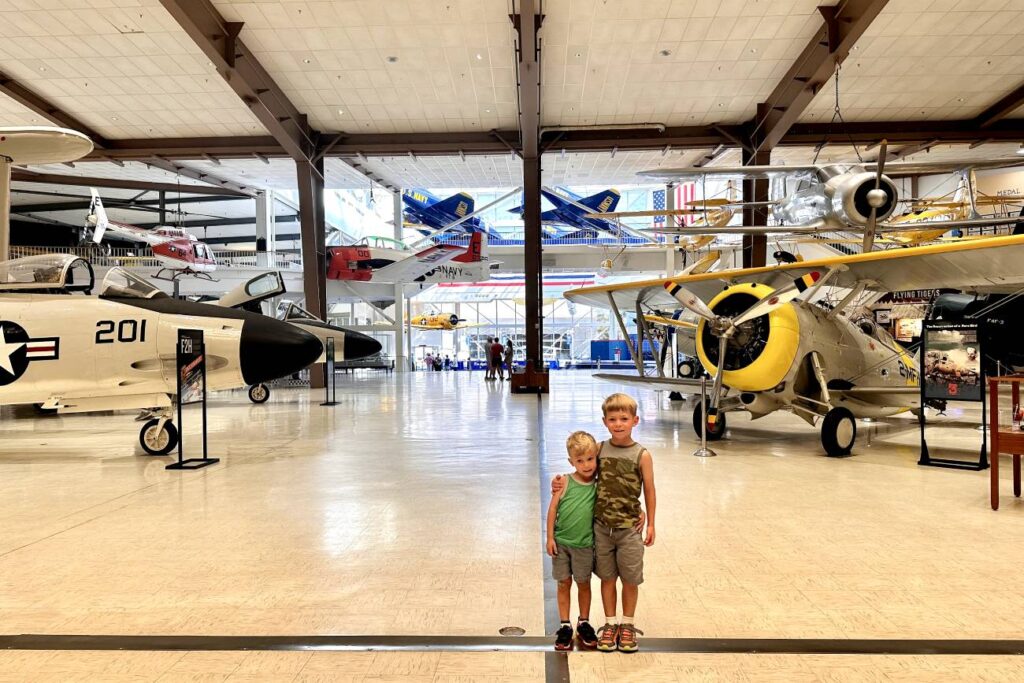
[692, 401, 726, 441]
[821, 407, 856, 457]
[677, 359, 698, 378]
[139, 419, 178, 456]
[248, 383, 270, 404]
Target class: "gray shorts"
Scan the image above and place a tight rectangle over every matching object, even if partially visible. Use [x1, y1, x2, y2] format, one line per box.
[594, 520, 644, 585]
[551, 543, 594, 583]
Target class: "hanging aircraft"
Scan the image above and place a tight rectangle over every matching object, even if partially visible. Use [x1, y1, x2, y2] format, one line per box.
[0, 254, 322, 454]
[402, 189, 502, 239]
[88, 189, 217, 280]
[508, 187, 622, 237]
[565, 234, 1024, 457]
[326, 232, 495, 305]
[636, 142, 1024, 250]
[216, 271, 383, 402]
[408, 311, 482, 331]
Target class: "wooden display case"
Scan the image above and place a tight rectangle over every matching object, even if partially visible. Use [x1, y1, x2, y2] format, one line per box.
[988, 376, 1024, 510]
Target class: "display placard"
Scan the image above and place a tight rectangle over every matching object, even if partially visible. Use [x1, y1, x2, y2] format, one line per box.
[922, 321, 982, 403]
[177, 329, 205, 405]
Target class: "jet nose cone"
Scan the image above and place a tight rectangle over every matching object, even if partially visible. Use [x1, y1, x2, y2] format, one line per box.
[240, 317, 323, 385]
[345, 329, 382, 361]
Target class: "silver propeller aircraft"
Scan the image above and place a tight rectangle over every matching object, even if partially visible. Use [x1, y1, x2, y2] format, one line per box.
[638, 143, 1024, 250]
[565, 234, 1024, 456]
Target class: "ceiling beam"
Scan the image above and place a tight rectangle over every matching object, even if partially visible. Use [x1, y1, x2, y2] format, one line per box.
[11, 194, 246, 214]
[0, 71, 110, 147]
[975, 81, 1024, 128]
[11, 170, 250, 197]
[142, 158, 257, 196]
[748, 0, 890, 152]
[129, 214, 298, 229]
[159, 0, 317, 162]
[81, 136, 284, 161]
[694, 144, 728, 168]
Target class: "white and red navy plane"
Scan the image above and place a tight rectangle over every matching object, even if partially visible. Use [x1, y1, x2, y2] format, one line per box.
[88, 189, 218, 281]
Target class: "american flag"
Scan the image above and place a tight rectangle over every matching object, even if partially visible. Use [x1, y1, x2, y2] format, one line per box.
[652, 183, 698, 228]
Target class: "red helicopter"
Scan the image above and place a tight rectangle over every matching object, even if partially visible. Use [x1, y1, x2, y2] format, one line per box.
[88, 189, 218, 281]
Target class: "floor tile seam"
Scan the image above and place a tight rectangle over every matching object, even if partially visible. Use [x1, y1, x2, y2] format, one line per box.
[52, 481, 165, 524]
[0, 498, 145, 561]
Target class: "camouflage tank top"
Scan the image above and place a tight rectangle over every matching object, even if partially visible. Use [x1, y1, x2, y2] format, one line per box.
[594, 440, 645, 529]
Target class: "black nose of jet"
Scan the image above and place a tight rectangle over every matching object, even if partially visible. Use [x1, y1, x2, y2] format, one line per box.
[345, 329, 382, 361]
[240, 316, 323, 385]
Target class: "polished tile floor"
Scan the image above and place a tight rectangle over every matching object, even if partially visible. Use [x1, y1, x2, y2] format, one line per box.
[2, 370, 1023, 680]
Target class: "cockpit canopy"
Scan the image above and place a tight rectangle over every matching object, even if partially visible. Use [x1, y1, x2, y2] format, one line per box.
[99, 267, 167, 299]
[0, 254, 94, 293]
[281, 301, 322, 322]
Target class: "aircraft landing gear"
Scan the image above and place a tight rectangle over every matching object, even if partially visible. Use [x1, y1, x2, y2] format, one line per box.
[677, 359, 699, 378]
[139, 418, 178, 455]
[821, 407, 856, 457]
[692, 401, 726, 441]
[248, 383, 270, 404]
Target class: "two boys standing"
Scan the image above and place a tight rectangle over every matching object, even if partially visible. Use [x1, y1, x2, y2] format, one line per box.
[546, 393, 656, 652]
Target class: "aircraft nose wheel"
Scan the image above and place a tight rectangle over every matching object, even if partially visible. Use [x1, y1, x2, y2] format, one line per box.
[821, 407, 856, 457]
[692, 401, 727, 441]
[139, 419, 178, 456]
[248, 383, 270, 404]
[677, 359, 699, 378]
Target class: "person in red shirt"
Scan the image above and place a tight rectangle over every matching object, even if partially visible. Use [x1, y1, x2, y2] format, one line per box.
[490, 339, 506, 380]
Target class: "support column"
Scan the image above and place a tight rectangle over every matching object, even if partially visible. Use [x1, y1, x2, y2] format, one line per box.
[0, 159, 10, 261]
[741, 144, 770, 268]
[158, 191, 166, 226]
[297, 158, 326, 388]
[393, 188, 407, 371]
[664, 183, 678, 276]
[522, 153, 546, 388]
[255, 189, 276, 267]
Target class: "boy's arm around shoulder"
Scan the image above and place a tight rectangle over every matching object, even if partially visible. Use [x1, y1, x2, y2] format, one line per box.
[639, 449, 656, 547]
[545, 481, 566, 557]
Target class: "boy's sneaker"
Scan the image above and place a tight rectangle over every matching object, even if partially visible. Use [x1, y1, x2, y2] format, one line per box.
[554, 624, 574, 651]
[576, 620, 598, 649]
[595, 623, 619, 652]
[617, 623, 643, 653]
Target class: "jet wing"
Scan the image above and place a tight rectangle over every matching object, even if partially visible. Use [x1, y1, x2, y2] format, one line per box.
[640, 158, 1024, 181]
[565, 233, 1024, 312]
[373, 243, 464, 283]
[636, 214, 1023, 236]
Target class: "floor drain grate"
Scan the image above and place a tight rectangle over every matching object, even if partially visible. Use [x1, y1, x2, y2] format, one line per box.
[499, 626, 526, 637]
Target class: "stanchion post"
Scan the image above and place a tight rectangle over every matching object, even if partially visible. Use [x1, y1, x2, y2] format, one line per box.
[320, 337, 338, 407]
[693, 376, 717, 458]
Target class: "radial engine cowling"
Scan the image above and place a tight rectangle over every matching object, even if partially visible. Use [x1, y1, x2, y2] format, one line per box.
[695, 282, 801, 392]
[829, 171, 898, 226]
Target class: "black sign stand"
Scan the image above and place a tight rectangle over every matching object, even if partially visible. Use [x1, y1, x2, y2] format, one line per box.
[919, 321, 988, 471]
[320, 336, 338, 406]
[167, 329, 220, 470]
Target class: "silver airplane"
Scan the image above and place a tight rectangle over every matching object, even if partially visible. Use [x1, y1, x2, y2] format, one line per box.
[638, 142, 1024, 250]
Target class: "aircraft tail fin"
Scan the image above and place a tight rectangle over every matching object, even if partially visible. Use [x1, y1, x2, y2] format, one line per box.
[89, 188, 109, 243]
[427, 192, 475, 222]
[580, 189, 620, 214]
[453, 232, 484, 263]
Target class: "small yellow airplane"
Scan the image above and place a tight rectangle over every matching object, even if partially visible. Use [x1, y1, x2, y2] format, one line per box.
[409, 312, 482, 331]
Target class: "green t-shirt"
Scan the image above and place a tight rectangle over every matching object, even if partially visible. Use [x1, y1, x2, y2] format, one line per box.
[554, 475, 596, 548]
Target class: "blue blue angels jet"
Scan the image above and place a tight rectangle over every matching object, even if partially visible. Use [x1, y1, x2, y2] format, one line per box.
[402, 189, 501, 239]
[508, 187, 621, 237]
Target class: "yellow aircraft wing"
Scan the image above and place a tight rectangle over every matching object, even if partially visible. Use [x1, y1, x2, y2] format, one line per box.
[565, 233, 1024, 311]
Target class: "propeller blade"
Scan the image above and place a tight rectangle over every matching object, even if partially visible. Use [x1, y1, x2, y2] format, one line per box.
[705, 334, 729, 428]
[663, 281, 715, 320]
[863, 139, 888, 252]
[732, 271, 821, 326]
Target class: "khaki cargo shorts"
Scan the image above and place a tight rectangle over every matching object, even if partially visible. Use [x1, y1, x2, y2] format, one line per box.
[594, 520, 644, 585]
[552, 543, 595, 583]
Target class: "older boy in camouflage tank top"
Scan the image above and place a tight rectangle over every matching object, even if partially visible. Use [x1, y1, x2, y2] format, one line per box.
[553, 393, 656, 653]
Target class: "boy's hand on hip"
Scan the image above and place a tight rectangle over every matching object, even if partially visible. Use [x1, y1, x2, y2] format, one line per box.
[551, 474, 566, 495]
[644, 525, 655, 547]
[546, 538, 558, 557]
[634, 510, 646, 533]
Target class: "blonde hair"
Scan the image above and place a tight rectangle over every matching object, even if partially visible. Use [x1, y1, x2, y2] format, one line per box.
[566, 431, 598, 458]
[602, 393, 638, 417]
